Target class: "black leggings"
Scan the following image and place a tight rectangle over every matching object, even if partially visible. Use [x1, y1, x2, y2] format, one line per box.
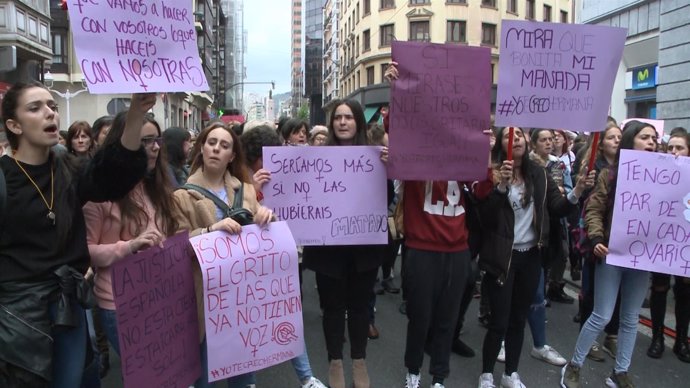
[650, 273, 690, 340]
[316, 267, 378, 360]
[482, 248, 542, 375]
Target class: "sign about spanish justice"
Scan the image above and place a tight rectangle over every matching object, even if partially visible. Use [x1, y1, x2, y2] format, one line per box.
[262, 146, 388, 246]
[607, 150, 690, 276]
[110, 232, 201, 388]
[388, 41, 492, 181]
[495, 20, 626, 132]
[189, 222, 304, 382]
[67, 0, 209, 93]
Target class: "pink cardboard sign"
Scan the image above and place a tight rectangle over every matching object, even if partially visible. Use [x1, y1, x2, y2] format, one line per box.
[387, 41, 492, 181]
[607, 150, 690, 276]
[67, 0, 209, 93]
[495, 20, 627, 132]
[110, 231, 201, 388]
[262, 146, 388, 246]
[189, 222, 304, 382]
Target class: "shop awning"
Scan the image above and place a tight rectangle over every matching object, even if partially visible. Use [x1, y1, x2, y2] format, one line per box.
[624, 94, 655, 103]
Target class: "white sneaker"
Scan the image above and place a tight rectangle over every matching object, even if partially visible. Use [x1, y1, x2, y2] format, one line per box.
[478, 373, 496, 388]
[405, 373, 421, 388]
[301, 376, 327, 388]
[497, 341, 506, 363]
[430, 384, 445, 388]
[530, 345, 567, 366]
[500, 372, 526, 388]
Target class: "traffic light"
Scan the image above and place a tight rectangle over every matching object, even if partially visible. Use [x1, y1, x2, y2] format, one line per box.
[271, 81, 275, 90]
[60, 0, 68, 10]
[218, 109, 224, 116]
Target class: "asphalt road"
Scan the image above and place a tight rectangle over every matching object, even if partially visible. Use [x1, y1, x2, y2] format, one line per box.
[103, 263, 690, 387]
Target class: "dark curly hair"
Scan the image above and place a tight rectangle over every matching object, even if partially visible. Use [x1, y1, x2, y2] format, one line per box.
[241, 125, 282, 169]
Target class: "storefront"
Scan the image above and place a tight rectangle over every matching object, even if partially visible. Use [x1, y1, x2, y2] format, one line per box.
[625, 64, 658, 119]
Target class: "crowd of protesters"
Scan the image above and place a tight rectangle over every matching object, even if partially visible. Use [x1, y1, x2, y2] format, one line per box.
[1, 70, 689, 388]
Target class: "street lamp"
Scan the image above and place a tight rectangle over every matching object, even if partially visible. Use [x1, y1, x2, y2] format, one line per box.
[43, 71, 89, 126]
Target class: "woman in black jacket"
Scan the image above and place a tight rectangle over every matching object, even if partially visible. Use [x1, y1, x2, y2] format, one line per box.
[0, 82, 153, 387]
[475, 126, 594, 388]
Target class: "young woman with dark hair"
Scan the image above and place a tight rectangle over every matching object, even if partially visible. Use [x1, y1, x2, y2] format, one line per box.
[171, 122, 273, 388]
[281, 118, 309, 146]
[302, 99, 387, 388]
[83, 112, 177, 360]
[163, 126, 192, 187]
[66, 120, 95, 158]
[572, 123, 623, 362]
[647, 130, 690, 363]
[0, 82, 153, 387]
[91, 115, 114, 147]
[476, 126, 594, 388]
[561, 120, 658, 388]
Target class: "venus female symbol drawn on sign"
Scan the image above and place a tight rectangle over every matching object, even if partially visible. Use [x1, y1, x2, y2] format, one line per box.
[683, 192, 690, 223]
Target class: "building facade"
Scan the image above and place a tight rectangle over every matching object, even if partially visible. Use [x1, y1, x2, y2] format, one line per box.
[0, 0, 53, 103]
[305, 0, 327, 124]
[222, 0, 246, 113]
[291, 0, 304, 116]
[331, 0, 572, 121]
[323, 0, 341, 107]
[579, 0, 689, 130]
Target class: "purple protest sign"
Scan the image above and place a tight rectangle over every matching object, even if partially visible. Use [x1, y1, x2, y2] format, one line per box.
[189, 222, 304, 382]
[67, 0, 208, 93]
[387, 41, 492, 181]
[608, 150, 690, 276]
[495, 20, 626, 132]
[262, 146, 388, 246]
[110, 231, 201, 388]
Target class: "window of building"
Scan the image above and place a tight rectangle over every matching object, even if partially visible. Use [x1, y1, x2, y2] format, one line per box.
[380, 24, 394, 47]
[507, 0, 517, 14]
[526, 0, 535, 19]
[410, 0, 430, 5]
[481, 23, 496, 46]
[447, 20, 466, 43]
[363, 29, 371, 51]
[409, 21, 430, 42]
[380, 0, 395, 10]
[543, 5, 552, 22]
[52, 32, 67, 64]
[381, 63, 389, 81]
[561, 10, 568, 23]
[356, 36, 360, 56]
[356, 2, 360, 21]
[17, 11, 26, 31]
[447, 0, 466, 3]
[364, 0, 371, 15]
[366, 66, 375, 85]
[356, 70, 360, 89]
[481, 0, 496, 7]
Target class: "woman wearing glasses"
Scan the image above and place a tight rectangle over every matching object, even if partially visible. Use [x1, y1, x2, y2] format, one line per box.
[83, 113, 178, 362]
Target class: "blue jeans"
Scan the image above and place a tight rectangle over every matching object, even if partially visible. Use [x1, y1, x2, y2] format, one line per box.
[98, 308, 120, 355]
[291, 346, 314, 383]
[527, 268, 546, 349]
[571, 261, 648, 373]
[50, 302, 87, 388]
[194, 337, 257, 388]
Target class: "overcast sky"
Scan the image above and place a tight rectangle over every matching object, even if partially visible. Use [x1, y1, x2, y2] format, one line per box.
[242, 1, 292, 103]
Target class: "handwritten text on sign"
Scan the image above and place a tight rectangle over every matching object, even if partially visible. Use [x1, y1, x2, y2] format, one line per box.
[495, 20, 626, 132]
[608, 150, 690, 276]
[111, 232, 201, 388]
[262, 146, 388, 246]
[67, 0, 209, 93]
[388, 41, 492, 181]
[190, 222, 303, 382]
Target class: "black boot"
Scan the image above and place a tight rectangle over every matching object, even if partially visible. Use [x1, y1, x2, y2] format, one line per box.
[674, 339, 690, 363]
[647, 332, 664, 359]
